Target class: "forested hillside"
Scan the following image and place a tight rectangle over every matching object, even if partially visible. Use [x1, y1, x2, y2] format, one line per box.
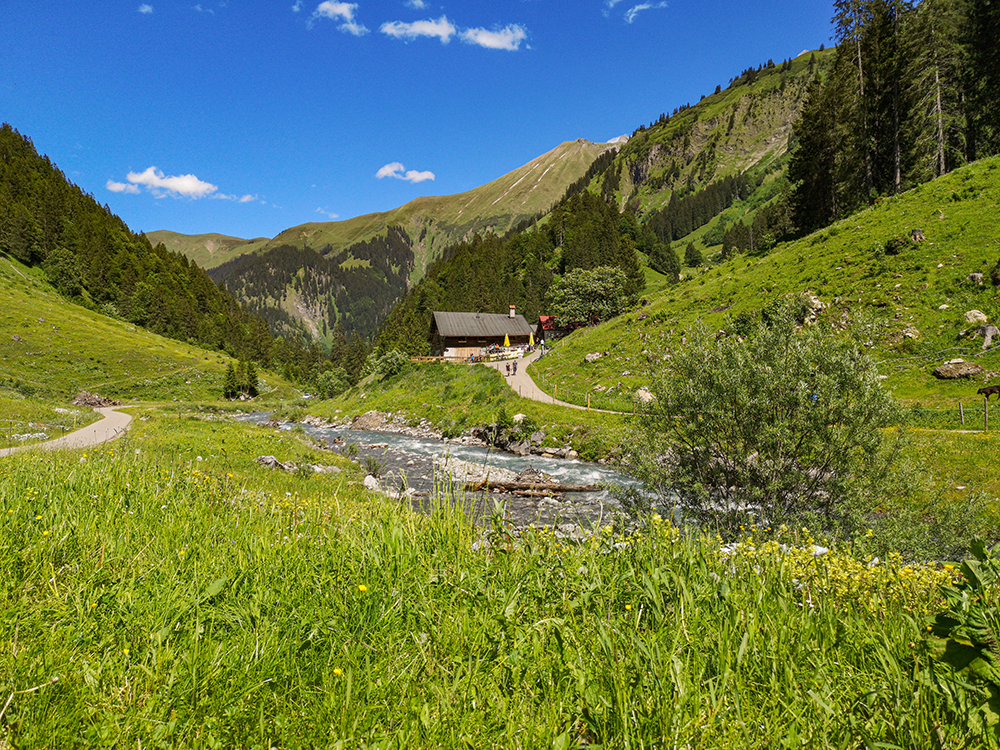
[209, 227, 415, 344]
[0, 124, 297, 369]
[596, 51, 834, 250]
[789, 0, 1000, 233]
[377, 191, 653, 354]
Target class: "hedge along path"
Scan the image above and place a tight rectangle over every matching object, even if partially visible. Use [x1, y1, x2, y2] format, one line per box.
[0, 406, 133, 457]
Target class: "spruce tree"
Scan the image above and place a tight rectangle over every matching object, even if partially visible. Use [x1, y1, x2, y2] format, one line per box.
[684, 242, 703, 268]
[904, 0, 969, 181]
[966, 0, 1000, 159]
[223, 363, 238, 399]
[244, 360, 259, 397]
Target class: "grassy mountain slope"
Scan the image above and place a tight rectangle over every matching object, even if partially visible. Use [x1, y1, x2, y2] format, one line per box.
[532, 156, 1000, 412]
[263, 138, 615, 275]
[154, 139, 615, 276]
[0, 255, 292, 403]
[153, 139, 616, 345]
[605, 50, 834, 215]
[143, 230, 267, 270]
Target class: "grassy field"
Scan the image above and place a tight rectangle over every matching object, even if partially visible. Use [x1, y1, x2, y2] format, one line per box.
[1, 412, 996, 748]
[0, 256, 296, 404]
[532, 156, 1000, 413]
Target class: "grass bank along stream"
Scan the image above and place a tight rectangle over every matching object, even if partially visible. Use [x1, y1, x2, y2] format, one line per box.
[1, 409, 996, 747]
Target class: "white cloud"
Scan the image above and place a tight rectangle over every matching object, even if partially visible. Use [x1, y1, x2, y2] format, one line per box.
[193, 4, 214, 13]
[292, 0, 303, 10]
[376, 162, 435, 183]
[309, 2, 369, 34]
[316, 207, 340, 219]
[376, 162, 405, 179]
[380, 16, 455, 43]
[138, 4, 153, 13]
[121, 166, 218, 198]
[405, 0, 428, 8]
[460, 24, 527, 51]
[624, 2, 668, 22]
[212, 192, 259, 202]
[106, 179, 140, 195]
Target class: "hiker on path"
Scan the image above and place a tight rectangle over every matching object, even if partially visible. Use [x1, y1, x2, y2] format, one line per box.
[513, 361, 518, 375]
[505, 363, 511, 377]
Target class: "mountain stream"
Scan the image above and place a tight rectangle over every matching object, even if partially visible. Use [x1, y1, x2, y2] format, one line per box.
[240, 414, 640, 534]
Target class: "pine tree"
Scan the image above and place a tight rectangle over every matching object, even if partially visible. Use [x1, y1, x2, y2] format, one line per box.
[244, 360, 259, 397]
[684, 242, 703, 268]
[343, 332, 368, 385]
[223, 363, 238, 399]
[965, 0, 1000, 159]
[904, 0, 969, 181]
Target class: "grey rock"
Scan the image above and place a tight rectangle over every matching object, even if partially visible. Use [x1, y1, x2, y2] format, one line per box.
[634, 386, 655, 403]
[933, 361, 984, 379]
[977, 324, 1000, 349]
[256, 455, 296, 472]
[965, 309, 989, 324]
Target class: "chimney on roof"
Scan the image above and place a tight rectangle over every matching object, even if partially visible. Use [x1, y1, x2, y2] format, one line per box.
[509, 304, 516, 319]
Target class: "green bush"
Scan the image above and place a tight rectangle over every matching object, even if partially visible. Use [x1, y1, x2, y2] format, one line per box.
[626, 319, 904, 536]
[884, 235, 910, 256]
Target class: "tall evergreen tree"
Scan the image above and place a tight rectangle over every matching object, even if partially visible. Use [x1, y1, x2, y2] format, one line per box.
[904, 0, 969, 181]
[684, 242, 703, 268]
[965, 0, 1000, 159]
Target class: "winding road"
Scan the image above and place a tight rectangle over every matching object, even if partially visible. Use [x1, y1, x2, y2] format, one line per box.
[0, 406, 133, 457]
[484, 349, 621, 413]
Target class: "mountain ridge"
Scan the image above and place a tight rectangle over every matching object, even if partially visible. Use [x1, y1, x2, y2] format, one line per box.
[151, 138, 620, 275]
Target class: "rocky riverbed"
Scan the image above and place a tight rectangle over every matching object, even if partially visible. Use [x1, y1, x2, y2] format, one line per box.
[262, 411, 628, 537]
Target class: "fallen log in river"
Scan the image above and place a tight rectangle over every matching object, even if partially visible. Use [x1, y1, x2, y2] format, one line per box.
[465, 480, 599, 493]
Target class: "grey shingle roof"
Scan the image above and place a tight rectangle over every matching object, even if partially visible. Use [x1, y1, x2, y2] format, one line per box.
[433, 311, 533, 338]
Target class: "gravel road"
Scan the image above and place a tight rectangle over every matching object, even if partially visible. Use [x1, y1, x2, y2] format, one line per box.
[0, 406, 133, 457]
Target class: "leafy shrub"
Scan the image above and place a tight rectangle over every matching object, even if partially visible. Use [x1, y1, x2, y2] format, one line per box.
[315, 368, 349, 399]
[369, 349, 409, 380]
[626, 320, 903, 537]
[925, 539, 1000, 739]
[728, 309, 756, 338]
[884, 235, 910, 256]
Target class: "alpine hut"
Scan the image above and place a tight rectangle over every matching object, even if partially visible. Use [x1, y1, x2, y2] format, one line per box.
[432, 306, 533, 359]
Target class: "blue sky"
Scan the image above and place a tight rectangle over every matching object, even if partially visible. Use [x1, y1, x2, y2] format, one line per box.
[2, 1, 833, 240]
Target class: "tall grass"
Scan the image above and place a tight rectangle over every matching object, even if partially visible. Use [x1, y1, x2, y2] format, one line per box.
[0, 417, 994, 747]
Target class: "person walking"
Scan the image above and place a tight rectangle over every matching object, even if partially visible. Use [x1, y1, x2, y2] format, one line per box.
[505, 363, 511, 377]
[513, 361, 518, 375]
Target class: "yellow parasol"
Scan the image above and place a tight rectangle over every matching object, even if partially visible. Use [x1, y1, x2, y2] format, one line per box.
[529, 332, 535, 346]
[503, 334, 510, 347]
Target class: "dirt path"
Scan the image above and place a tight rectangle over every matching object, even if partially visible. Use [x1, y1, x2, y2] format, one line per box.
[484, 350, 621, 413]
[0, 406, 133, 457]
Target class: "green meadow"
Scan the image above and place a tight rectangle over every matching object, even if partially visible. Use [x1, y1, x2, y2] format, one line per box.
[533, 156, 1000, 413]
[3, 153, 1000, 745]
[0, 256, 295, 404]
[2, 413, 996, 748]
